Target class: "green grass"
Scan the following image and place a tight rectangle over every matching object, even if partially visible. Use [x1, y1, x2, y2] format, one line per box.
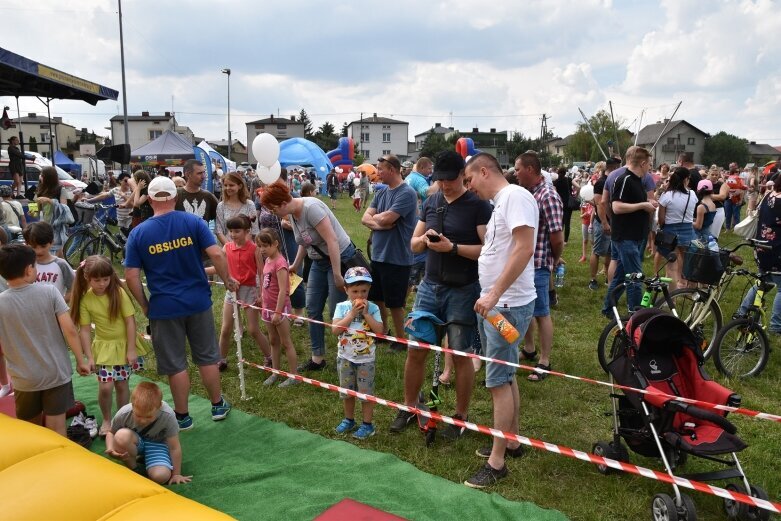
[126, 195, 781, 521]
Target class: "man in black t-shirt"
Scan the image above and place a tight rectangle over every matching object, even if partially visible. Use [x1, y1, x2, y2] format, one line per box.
[602, 147, 657, 316]
[174, 159, 218, 223]
[326, 170, 338, 208]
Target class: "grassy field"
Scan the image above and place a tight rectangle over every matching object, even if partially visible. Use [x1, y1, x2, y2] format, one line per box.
[126, 194, 781, 521]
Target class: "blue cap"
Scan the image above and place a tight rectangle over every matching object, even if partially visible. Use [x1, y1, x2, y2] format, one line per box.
[344, 266, 372, 284]
[403, 310, 444, 344]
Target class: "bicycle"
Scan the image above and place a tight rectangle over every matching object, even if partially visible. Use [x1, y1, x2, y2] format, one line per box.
[712, 266, 779, 378]
[62, 202, 126, 267]
[655, 239, 767, 359]
[597, 266, 676, 373]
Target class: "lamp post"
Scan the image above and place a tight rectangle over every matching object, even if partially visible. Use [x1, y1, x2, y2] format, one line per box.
[221, 68, 231, 161]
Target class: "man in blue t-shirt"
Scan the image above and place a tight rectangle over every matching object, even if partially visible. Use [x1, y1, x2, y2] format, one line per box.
[361, 154, 418, 346]
[125, 176, 239, 431]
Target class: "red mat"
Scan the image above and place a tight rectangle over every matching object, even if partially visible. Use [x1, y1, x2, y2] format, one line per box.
[315, 499, 407, 521]
[0, 392, 16, 418]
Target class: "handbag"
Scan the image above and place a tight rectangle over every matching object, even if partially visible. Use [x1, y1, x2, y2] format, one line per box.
[656, 191, 691, 254]
[311, 242, 371, 277]
[734, 192, 766, 240]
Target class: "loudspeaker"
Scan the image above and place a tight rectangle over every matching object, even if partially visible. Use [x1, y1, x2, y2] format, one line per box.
[96, 144, 131, 164]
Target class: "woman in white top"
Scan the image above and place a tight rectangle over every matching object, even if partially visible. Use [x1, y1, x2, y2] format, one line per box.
[215, 172, 259, 245]
[657, 167, 697, 289]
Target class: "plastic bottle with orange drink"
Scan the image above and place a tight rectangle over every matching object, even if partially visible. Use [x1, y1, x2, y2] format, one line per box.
[485, 308, 520, 343]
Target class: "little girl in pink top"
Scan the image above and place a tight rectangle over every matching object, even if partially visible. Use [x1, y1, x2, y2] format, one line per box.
[256, 228, 298, 387]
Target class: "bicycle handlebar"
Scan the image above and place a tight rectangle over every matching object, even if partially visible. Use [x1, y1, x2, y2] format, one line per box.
[725, 238, 772, 253]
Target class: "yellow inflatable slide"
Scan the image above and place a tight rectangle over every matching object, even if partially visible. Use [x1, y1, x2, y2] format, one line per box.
[0, 414, 233, 520]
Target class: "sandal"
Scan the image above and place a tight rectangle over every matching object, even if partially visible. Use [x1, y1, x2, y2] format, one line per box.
[519, 348, 537, 361]
[437, 375, 452, 386]
[527, 363, 551, 382]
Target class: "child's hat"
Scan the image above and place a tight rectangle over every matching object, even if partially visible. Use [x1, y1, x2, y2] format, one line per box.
[404, 310, 444, 345]
[344, 266, 372, 284]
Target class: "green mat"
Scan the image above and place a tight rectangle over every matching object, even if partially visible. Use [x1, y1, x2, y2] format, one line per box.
[72, 375, 567, 521]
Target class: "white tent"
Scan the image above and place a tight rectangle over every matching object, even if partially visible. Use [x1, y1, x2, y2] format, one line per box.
[197, 140, 236, 172]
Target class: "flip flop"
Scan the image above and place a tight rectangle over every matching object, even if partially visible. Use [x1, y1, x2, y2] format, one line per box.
[527, 363, 551, 382]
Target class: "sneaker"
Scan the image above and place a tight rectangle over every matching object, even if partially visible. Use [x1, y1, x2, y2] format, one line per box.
[388, 341, 407, 352]
[389, 410, 416, 433]
[177, 415, 194, 431]
[440, 414, 468, 441]
[211, 397, 231, 421]
[263, 374, 279, 386]
[263, 356, 273, 367]
[0, 384, 12, 398]
[588, 279, 599, 291]
[277, 377, 299, 388]
[335, 418, 356, 434]
[293, 318, 305, 327]
[218, 359, 228, 372]
[475, 443, 525, 459]
[297, 359, 327, 372]
[353, 423, 376, 440]
[464, 463, 509, 489]
[83, 415, 98, 438]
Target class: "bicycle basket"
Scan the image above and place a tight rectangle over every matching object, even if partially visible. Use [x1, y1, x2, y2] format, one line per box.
[682, 246, 729, 285]
[74, 201, 96, 225]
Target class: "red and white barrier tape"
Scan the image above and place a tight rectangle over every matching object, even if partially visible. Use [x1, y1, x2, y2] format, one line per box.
[242, 360, 780, 514]
[232, 300, 781, 425]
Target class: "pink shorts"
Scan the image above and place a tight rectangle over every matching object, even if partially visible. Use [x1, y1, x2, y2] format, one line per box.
[262, 305, 291, 323]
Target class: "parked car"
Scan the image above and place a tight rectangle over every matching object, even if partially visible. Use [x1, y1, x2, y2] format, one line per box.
[0, 157, 87, 195]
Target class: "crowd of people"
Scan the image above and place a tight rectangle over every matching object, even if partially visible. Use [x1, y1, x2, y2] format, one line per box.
[0, 144, 779, 490]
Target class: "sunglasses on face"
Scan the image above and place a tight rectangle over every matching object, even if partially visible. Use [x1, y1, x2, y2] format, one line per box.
[377, 157, 400, 169]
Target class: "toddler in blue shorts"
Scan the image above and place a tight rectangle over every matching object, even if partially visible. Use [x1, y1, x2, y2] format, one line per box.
[331, 267, 385, 440]
[105, 381, 191, 485]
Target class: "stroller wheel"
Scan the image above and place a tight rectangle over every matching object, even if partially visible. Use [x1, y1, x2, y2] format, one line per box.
[592, 441, 626, 475]
[651, 493, 678, 521]
[679, 494, 697, 521]
[738, 485, 770, 521]
[723, 483, 746, 519]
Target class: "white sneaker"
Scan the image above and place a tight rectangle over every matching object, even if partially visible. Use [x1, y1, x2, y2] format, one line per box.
[83, 415, 99, 438]
[0, 384, 11, 398]
[278, 377, 300, 388]
[263, 374, 279, 386]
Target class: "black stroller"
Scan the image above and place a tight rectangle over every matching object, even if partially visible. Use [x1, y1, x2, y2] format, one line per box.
[593, 308, 769, 521]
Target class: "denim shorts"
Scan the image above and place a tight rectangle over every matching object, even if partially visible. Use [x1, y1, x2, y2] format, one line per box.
[592, 219, 611, 257]
[532, 267, 551, 317]
[410, 280, 480, 352]
[478, 301, 534, 388]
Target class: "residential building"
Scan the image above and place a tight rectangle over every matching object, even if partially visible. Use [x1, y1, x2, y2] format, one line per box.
[635, 119, 708, 167]
[546, 136, 570, 158]
[747, 142, 780, 166]
[459, 127, 510, 167]
[246, 115, 305, 163]
[208, 139, 248, 164]
[0, 113, 77, 158]
[347, 113, 409, 162]
[413, 122, 454, 151]
[109, 111, 195, 153]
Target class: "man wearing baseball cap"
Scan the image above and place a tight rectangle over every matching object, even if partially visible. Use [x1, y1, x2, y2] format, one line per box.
[124, 176, 239, 431]
[389, 150, 492, 439]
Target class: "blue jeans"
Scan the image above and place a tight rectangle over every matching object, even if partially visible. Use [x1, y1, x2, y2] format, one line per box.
[723, 200, 743, 230]
[738, 273, 781, 334]
[477, 301, 535, 388]
[411, 280, 480, 352]
[305, 244, 354, 357]
[603, 239, 644, 315]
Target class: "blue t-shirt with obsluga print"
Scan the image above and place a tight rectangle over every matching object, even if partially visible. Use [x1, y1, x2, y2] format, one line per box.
[369, 182, 417, 266]
[124, 211, 216, 319]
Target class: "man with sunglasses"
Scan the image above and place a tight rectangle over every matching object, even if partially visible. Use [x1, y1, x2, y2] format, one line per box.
[361, 155, 418, 348]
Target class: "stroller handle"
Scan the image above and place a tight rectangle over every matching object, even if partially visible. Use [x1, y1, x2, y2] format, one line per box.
[665, 401, 737, 435]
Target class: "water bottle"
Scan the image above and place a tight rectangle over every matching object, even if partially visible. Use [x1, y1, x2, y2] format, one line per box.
[707, 235, 719, 252]
[486, 308, 520, 344]
[554, 263, 566, 288]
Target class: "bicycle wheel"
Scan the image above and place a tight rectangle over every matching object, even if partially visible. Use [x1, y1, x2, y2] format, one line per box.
[80, 237, 116, 264]
[597, 318, 627, 373]
[656, 288, 722, 359]
[712, 318, 770, 378]
[63, 230, 93, 268]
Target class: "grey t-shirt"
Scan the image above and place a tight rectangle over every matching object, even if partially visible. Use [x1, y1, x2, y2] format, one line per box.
[35, 257, 75, 296]
[291, 197, 351, 260]
[0, 283, 71, 391]
[111, 401, 179, 442]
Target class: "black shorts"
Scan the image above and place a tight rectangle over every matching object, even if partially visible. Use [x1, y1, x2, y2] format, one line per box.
[15, 381, 74, 420]
[368, 261, 411, 308]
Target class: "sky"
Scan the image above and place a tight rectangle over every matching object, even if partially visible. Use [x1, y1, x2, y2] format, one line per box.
[2, 0, 779, 149]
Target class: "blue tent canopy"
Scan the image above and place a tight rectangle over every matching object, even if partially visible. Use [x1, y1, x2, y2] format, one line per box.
[277, 138, 333, 181]
[53, 150, 81, 174]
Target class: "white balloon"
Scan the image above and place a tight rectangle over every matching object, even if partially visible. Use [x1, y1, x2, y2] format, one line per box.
[257, 161, 281, 184]
[319, 166, 326, 172]
[252, 133, 280, 167]
[579, 183, 594, 202]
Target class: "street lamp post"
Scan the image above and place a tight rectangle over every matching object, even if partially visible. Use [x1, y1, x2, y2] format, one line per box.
[221, 68, 231, 161]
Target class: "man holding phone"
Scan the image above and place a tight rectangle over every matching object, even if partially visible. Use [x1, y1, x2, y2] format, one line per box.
[388, 151, 492, 437]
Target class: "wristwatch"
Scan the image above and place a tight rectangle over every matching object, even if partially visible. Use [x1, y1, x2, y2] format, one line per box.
[449, 242, 458, 256]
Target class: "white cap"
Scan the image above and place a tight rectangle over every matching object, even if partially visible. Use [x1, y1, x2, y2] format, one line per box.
[147, 176, 178, 201]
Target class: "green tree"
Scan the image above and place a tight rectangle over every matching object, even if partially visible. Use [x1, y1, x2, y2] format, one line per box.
[419, 130, 449, 159]
[702, 131, 749, 168]
[298, 108, 314, 138]
[314, 121, 339, 152]
[28, 136, 38, 152]
[341, 122, 349, 137]
[565, 110, 632, 163]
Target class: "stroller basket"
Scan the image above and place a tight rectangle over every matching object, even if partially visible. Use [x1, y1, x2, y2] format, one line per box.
[74, 201, 96, 225]
[682, 246, 730, 285]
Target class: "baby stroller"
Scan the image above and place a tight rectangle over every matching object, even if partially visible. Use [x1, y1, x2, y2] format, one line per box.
[593, 308, 769, 521]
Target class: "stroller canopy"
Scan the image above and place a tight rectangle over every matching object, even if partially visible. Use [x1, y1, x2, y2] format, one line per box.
[627, 308, 703, 362]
